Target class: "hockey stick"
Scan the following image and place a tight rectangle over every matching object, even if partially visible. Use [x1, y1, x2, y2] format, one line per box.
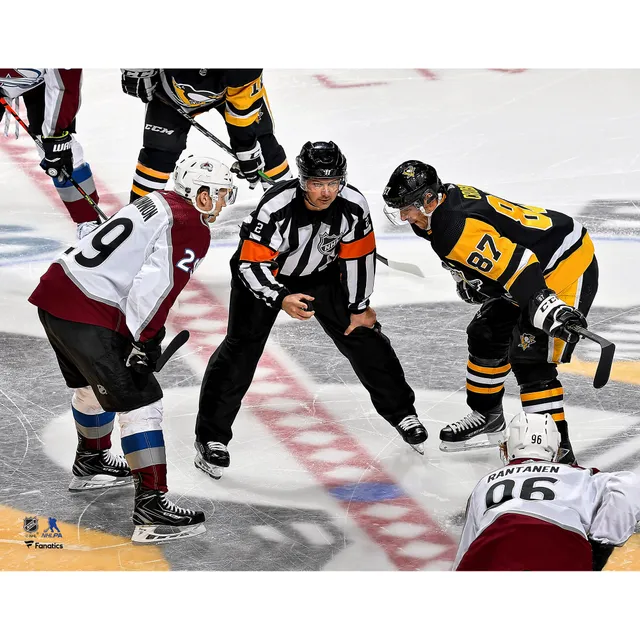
[568, 324, 616, 389]
[0, 96, 108, 222]
[375, 253, 425, 278]
[155, 94, 423, 278]
[154, 330, 190, 373]
[155, 93, 273, 184]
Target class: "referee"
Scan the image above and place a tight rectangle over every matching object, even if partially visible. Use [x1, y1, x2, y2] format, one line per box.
[194, 141, 427, 478]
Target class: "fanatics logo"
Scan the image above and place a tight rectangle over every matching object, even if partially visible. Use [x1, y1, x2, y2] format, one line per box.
[519, 333, 536, 351]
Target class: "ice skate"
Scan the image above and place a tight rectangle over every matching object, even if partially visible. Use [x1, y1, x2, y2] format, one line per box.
[69, 448, 133, 492]
[394, 415, 428, 455]
[194, 441, 230, 480]
[131, 488, 206, 544]
[439, 408, 506, 452]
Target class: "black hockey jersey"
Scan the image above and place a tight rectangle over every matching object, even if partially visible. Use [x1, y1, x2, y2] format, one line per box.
[413, 183, 594, 308]
[157, 69, 272, 153]
[233, 180, 376, 313]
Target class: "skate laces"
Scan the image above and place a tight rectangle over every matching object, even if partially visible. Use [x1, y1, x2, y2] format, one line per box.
[160, 495, 194, 516]
[397, 415, 422, 432]
[450, 411, 485, 434]
[205, 442, 228, 454]
[101, 450, 128, 469]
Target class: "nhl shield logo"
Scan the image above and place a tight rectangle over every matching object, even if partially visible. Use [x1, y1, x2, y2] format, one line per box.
[519, 333, 536, 351]
[318, 232, 342, 255]
[23, 516, 38, 534]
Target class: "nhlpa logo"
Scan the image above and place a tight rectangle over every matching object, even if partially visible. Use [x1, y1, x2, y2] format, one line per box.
[519, 333, 536, 351]
[42, 517, 62, 538]
[318, 232, 342, 255]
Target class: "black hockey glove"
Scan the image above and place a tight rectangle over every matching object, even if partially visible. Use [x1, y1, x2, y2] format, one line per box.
[231, 143, 265, 189]
[40, 131, 73, 182]
[456, 279, 488, 305]
[530, 288, 587, 344]
[126, 327, 166, 374]
[121, 69, 158, 103]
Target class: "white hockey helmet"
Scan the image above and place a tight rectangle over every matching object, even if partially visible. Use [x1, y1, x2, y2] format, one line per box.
[499, 412, 561, 464]
[173, 155, 237, 212]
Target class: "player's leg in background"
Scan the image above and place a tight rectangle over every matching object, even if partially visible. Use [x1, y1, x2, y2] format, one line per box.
[22, 86, 100, 229]
[130, 95, 189, 202]
[300, 271, 426, 450]
[215, 99, 292, 185]
[194, 277, 280, 476]
[511, 256, 599, 464]
[439, 298, 519, 451]
[36, 308, 132, 491]
[253, 95, 292, 183]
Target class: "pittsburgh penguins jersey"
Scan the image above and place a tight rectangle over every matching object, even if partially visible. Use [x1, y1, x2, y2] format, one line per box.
[29, 191, 210, 341]
[453, 458, 640, 570]
[234, 180, 376, 312]
[412, 184, 595, 308]
[157, 69, 273, 154]
[0, 68, 83, 136]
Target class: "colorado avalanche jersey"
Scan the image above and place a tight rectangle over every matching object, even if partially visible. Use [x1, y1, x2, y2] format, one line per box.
[0, 68, 83, 136]
[29, 191, 210, 341]
[453, 458, 640, 570]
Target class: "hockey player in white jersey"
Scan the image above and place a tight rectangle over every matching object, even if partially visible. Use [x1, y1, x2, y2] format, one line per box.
[28, 155, 236, 543]
[453, 412, 640, 571]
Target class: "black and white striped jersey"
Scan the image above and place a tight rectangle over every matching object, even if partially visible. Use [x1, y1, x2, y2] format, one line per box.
[234, 180, 376, 312]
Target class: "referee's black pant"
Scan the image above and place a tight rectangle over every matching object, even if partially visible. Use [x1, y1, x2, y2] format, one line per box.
[195, 266, 417, 446]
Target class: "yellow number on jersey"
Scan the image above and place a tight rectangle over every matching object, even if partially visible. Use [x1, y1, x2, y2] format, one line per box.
[486, 195, 553, 231]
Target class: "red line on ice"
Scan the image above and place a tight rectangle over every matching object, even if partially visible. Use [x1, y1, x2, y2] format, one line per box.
[3, 135, 458, 570]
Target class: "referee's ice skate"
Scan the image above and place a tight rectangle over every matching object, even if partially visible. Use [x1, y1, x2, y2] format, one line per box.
[394, 415, 428, 454]
[194, 441, 230, 480]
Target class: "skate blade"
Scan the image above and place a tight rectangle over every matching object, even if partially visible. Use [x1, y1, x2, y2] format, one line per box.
[410, 442, 425, 455]
[439, 436, 502, 453]
[69, 474, 133, 492]
[194, 456, 224, 480]
[131, 522, 206, 545]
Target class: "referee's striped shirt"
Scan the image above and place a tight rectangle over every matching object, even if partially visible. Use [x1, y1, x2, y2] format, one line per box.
[235, 179, 376, 312]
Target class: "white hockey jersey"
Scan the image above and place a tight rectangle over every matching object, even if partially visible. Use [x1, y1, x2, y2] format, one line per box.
[0, 68, 84, 137]
[453, 458, 640, 570]
[29, 191, 211, 341]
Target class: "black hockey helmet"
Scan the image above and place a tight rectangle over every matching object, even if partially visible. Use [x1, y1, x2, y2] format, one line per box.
[383, 160, 443, 210]
[296, 141, 347, 188]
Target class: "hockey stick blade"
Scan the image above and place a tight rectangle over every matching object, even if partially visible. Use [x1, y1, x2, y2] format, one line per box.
[568, 324, 616, 389]
[376, 253, 425, 278]
[155, 330, 190, 373]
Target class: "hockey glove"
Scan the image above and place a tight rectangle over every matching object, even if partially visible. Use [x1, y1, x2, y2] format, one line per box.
[121, 69, 158, 103]
[530, 288, 587, 344]
[126, 327, 166, 374]
[231, 142, 265, 189]
[40, 131, 73, 182]
[456, 279, 488, 305]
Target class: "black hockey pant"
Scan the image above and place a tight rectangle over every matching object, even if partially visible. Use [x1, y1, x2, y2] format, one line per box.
[195, 269, 417, 445]
[464, 256, 599, 414]
[130, 91, 289, 202]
